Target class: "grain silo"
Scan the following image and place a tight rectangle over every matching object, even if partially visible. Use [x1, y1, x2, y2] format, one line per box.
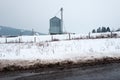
[49, 8, 63, 35]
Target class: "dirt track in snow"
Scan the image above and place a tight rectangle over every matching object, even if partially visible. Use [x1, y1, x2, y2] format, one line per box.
[0, 60, 120, 80]
[0, 57, 120, 72]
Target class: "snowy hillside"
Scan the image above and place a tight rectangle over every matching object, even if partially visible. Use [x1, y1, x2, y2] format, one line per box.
[0, 26, 44, 36]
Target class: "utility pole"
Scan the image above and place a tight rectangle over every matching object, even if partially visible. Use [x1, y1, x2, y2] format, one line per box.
[32, 28, 34, 35]
[60, 8, 63, 34]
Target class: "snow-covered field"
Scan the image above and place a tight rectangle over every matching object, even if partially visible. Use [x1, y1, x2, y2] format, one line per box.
[0, 38, 120, 60]
[0, 32, 120, 70]
[0, 37, 120, 70]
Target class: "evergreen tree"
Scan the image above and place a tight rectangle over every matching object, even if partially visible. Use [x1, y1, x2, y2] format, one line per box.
[97, 27, 101, 33]
[106, 27, 111, 32]
[92, 29, 96, 33]
[102, 27, 107, 32]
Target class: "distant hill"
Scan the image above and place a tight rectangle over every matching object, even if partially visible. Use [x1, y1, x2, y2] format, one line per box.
[0, 26, 45, 36]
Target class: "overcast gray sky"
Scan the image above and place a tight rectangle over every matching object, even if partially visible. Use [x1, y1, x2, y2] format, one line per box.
[0, 0, 120, 34]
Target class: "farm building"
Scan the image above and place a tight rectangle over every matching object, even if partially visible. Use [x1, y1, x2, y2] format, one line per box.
[49, 8, 63, 35]
[49, 16, 62, 35]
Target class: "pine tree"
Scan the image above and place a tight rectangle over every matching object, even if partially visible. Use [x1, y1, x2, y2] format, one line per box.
[97, 27, 101, 33]
[92, 29, 96, 33]
[106, 27, 111, 32]
[102, 27, 107, 32]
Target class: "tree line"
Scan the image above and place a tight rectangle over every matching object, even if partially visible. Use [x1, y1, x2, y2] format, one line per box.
[92, 27, 111, 33]
[92, 27, 120, 33]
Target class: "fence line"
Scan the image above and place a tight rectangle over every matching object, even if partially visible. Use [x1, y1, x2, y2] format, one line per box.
[0, 32, 120, 43]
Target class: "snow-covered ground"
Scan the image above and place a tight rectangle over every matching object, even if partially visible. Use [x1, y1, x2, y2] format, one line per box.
[0, 33, 120, 70]
[0, 38, 120, 62]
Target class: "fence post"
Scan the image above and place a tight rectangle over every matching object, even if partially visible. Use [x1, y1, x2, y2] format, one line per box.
[34, 37, 36, 43]
[19, 38, 21, 43]
[69, 33, 71, 40]
[51, 35, 53, 41]
[88, 32, 91, 39]
[5, 38, 7, 43]
[111, 31, 112, 38]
